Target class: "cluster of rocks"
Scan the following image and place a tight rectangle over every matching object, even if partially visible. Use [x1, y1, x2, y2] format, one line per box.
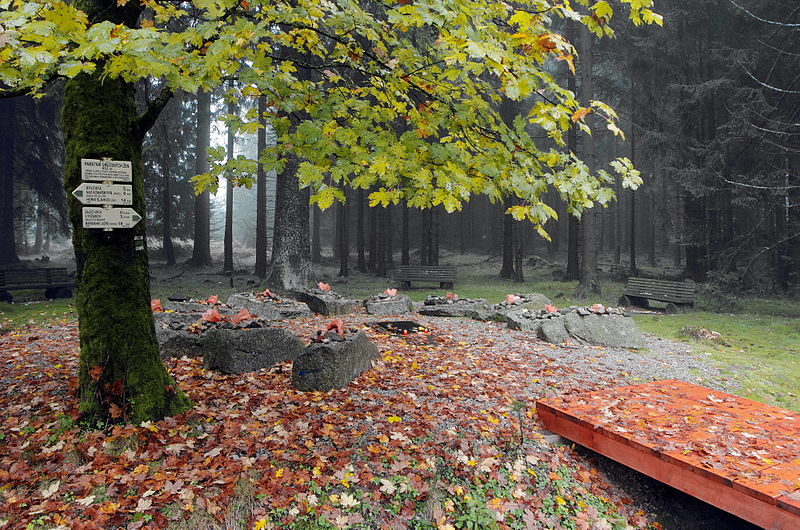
[467, 293, 552, 322]
[153, 292, 380, 391]
[227, 291, 312, 320]
[363, 293, 414, 316]
[295, 288, 358, 316]
[418, 295, 489, 317]
[506, 305, 646, 348]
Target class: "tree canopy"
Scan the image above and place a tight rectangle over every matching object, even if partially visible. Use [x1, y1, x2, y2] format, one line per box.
[1, 0, 660, 236]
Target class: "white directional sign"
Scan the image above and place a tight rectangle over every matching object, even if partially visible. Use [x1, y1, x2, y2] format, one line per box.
[72, 183, 133, 205]
[81, 159, 132, 182]
[82, 207, 142, 229]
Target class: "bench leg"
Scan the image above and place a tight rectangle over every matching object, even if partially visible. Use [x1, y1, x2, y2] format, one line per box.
[666, 303, 691, 314]
[400, 281, 411, 290]
[0, 290, 11, 303]
[619, 295, 648, 309]
[440, 282, 454, 289]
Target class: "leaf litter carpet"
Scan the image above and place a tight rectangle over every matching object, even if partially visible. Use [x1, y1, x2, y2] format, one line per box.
[1, 315, 712, 529]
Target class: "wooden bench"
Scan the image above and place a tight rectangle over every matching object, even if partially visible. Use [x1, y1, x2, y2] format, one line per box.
[0, 268, 75, 302]
[619, 277, 696, 313]
[394, 265, 456, 290]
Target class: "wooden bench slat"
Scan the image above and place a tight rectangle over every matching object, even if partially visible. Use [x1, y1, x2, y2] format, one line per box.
[394, 266, 457, 288]
[620, 277, 697, 309]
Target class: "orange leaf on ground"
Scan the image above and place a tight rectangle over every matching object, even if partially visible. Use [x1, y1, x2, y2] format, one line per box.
[445, 292, 458, 301]
[206, 295, 219, 304]
[384, 288, 398, 296]
[89, 365, 103, 382]
[202, 308, 223, 322]
[545, 304, 558, 313]
[150, 299, 163, 312]
[230, 308, 255, 326]
[317, 282, 331, 292]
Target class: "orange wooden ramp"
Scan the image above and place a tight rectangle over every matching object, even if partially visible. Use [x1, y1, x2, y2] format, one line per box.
[536, 380, 800, 529]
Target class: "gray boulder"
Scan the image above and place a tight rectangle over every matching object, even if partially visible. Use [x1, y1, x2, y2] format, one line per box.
[364, 295, 414, 315]
[506, 310, 544, 333]
[156, 328, 204, 359]
[227, 293, 280, 320]
[292, 331, 379, 392]
[163, 301, 238, 315]
[295, 290, 357, 316]
[154, 312, 205, 329]
[419, 298, 488, 317]
[538, 317, 569, 344]
[516, 293, 552, 310]
[563, 312, 646, 348]
[202, 327, 305, 374]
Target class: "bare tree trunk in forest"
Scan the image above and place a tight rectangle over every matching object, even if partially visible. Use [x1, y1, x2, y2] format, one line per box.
[368, 200, 377, 271]
[337, 197, 348, 277]
[500, 197, 515, 278]
[576, 24, 599, 298]
[267, 153, 310, 290]
[376, 207, 386, 277]
[311, 207, 321, 263]
[254, 96, 268, 277]
[420, 209, 429, 266]
[159, 111, 176, 266]
[648, 191, 657, 267]
[0, 97, 19, 266]
[514, 219, 524, 283]
[401, 200, 409, 265]
[223, 96, 236, 273]
[33, 201, 44, 254]
[189, 90, 212, 267]
[61, 4, 190, 423]
[386, 205, 394, 267]
[431, 207, 439, 266]
[357, 189, 366, 272]
[614, 175, 621, 268]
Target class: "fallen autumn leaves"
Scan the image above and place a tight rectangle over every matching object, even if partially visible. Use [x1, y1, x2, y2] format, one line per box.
[0, 317, 657, 529]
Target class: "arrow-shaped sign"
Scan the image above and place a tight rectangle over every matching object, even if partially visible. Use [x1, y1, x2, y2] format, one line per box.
[72, 183, 133, 205]
[82, 207, 142, 229]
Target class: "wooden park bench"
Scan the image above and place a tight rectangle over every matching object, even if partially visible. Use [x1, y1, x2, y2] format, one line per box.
[0, 267, 75, 302]
[619, 277, 696, 313]
[394, 265, 456, 290]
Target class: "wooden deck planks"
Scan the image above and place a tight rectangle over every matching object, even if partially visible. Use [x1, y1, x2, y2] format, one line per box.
[536, 380, 800, 529]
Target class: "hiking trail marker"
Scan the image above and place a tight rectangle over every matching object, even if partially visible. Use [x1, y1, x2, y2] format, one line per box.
[72, 182, 132, 205]
[78, 158, 140, 230]
[82, 207, 141, 229]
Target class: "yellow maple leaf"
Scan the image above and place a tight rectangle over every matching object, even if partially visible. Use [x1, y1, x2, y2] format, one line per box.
[387, 415, 401, 423]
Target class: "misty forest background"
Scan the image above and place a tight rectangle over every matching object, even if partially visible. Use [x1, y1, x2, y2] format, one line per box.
[1, 0, 798, 296]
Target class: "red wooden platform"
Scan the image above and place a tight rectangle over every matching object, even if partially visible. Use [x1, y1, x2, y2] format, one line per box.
[536, 380, 800, 529]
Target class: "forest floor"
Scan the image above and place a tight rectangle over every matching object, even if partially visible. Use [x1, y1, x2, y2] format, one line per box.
[0, 250, 797, 529]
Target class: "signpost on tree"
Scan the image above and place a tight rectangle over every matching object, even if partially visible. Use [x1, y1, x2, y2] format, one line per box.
[0, 0, 660, 423]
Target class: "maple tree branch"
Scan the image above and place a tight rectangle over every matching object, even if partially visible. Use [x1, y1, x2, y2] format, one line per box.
[134, 85, 173, 141]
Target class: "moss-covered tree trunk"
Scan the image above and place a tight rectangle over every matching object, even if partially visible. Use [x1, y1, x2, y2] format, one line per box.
[63, 71, 191, 423]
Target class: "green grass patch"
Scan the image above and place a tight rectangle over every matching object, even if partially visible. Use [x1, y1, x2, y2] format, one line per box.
[0, 298, 76, 330]
[635, 312, 800, 412]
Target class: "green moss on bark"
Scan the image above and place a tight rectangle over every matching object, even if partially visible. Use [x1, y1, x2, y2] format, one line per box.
[63, 71, 191, 424]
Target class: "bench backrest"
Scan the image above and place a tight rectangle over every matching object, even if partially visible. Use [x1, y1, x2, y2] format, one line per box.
[0, 268, 73, 289]
[394, 265, 457, 280]
[623, 277, 696, 303]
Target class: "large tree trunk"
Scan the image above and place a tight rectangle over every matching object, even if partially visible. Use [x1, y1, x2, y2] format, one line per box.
[223, 97, 236, 273]
[401, 200, 409, 265]
[63, 70, 190, 423]
[189, 90, 212, 267]
[0, 97, 19, 266]
[311, 207, 322, 263]
[254, 96, 268, 277]
[575, 24, 599, 298]
[267, 153, 310, 290]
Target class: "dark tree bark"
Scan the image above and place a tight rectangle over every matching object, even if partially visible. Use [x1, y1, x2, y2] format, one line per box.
[311, 206, 322, 263]
[33, 201, 44, 254]
[376, 207, 386, 277]
[337, 197, 349, 277]
[254, 96, 268, 277]
[357, 188, 366, 272]
[158, 106, 176, 266]
[223, 96, 236, 273]
[386, 204, 394, 267]
[401, 200, 410, 265]
[420, 209, 430, 266]
[500, 197, 515, 278]
[514, 217, 524, 283]
[368, 199, 377, 271]
[62, 50, 189, 422]
[0, 97, 19, 266]
[576, 24, 600, 298]
[189, 90, 212, 267]
[267, 152, 310, 290]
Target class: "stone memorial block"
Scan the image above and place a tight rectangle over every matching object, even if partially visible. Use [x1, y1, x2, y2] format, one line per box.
[292, 331, 379, 392]
[295, 290, 357, 316]
[364, 294, 414, 316]
[202, 327, 304, 374]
